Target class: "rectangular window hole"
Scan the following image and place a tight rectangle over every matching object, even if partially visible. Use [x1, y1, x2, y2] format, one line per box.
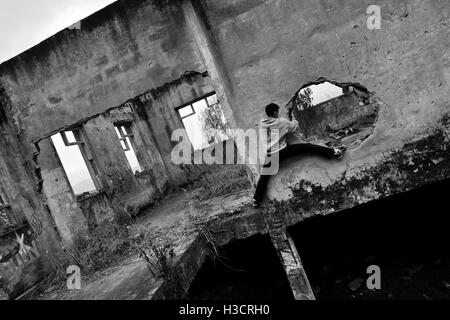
[114, 124, 143, 174]
[51, 131, 97, 195]
[176, 93, 229, 151]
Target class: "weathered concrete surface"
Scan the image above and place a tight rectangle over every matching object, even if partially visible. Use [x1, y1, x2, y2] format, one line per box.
[200, 0, 449, 127]
[38, 139, 89, 245]
[266, 109, 450, 227]
[0, 88, 62, 298]
[182, 1, 238, 131]
[32, 71, 217, 243]
[0, 226, 44, 299]
[194, 0, 450, 219]
[80, 110, 167, 217]
[268, 229, 315, 300]
[0, 1, 216, 253]
[262, 205, 315, 300]
[135, 71, 216, 185]
[39, 188, 257, 300]
[1, 0, 450, 299]
[0, 0, 204, 141]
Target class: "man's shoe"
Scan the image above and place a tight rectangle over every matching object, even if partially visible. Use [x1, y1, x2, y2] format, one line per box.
[251, 199, 260, 208]
[334, 146, 346, 159]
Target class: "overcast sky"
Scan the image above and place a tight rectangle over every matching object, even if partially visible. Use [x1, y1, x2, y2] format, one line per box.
[0, 0, 117, 63]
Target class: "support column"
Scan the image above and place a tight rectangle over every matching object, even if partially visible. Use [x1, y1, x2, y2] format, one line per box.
[38, 139, 88, 245]
[182, 0, 259, 181]
[269, 229, 315, 300]
[264, 208, 315, 300]
[182, 0, 236, 129]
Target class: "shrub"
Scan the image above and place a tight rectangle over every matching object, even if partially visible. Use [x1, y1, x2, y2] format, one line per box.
[69, 222, 135, 275]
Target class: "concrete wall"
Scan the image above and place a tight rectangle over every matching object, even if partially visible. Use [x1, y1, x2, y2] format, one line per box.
[38, 138, 89, 244]
[37, 100, 176, 242]
[1, 0, 450, 298]
[0, 90, 61, 255]
[194, 0, 450, 223]
[81, 106, 170, 217]
[138, 71, 216, 184]
[0, 88, 61, 299]
[0, 0, 222, 298]
[199, 0, 450, 133]
[1, 0, 449, 236]
[0, 0, 217, 247]
[0, 0, 204, 141]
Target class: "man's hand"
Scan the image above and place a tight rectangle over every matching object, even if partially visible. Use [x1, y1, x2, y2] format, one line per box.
[289, 119, 300, 133]
[287, 120, 306, 143]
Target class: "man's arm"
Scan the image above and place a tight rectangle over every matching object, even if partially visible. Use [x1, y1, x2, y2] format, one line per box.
[287, 119, 299, 133]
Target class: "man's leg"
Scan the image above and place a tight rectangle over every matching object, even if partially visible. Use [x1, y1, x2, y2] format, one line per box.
[252, 144, 344, 206]
[282, 143, 341, 159]
[253, 153, 278, 205]
[253, 173, 271, 204]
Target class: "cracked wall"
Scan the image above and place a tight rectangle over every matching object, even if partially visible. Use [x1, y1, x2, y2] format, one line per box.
[35, 100, 169, 243]
[0, 0, 204, 142]
[0, 0, 450, 299]
[0, 87, 61, 299]
[0, 0, 219, 247]
[199, 0, 449, 135]
[196, 0, 450, 217]
[32, 71, 217, 244]
[267, 115, 450, 226]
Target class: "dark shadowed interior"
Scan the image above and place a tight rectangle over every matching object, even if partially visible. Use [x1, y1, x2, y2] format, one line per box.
[289, 178, 450, 300]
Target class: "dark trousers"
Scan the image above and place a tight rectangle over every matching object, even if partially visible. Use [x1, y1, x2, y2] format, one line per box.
[253, 143, 336, 202]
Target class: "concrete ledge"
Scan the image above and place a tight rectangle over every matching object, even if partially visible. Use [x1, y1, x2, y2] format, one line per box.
[266, 111, 450, 227]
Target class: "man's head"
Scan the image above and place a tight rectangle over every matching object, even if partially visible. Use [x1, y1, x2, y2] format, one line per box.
[265, 103, 280, 118]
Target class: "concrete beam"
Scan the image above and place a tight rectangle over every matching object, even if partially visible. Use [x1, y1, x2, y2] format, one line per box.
[264, 208, 315, 300]
[268, 228, 315, 300]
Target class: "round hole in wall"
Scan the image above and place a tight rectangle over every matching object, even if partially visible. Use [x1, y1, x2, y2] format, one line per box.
[286, 78, 381, 150]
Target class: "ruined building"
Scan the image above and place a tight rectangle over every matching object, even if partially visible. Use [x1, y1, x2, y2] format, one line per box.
[1, 0, 450, 299]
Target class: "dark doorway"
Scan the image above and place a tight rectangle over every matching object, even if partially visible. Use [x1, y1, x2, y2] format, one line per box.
[187, 234, 295, 300]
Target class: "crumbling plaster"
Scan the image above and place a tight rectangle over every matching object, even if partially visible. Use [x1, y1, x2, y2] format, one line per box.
[1, 0, 450, 299]
[0, 0, 221, 248]
[0, 0, 204, 141]
[195, 0, 450, 210]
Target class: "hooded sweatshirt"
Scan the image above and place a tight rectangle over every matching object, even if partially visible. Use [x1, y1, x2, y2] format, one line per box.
[257, 117, 299, 154]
